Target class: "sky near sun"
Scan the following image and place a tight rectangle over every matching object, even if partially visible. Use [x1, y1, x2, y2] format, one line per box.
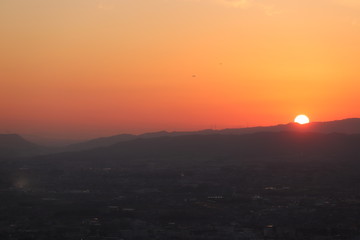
[1, 0, 360, 140]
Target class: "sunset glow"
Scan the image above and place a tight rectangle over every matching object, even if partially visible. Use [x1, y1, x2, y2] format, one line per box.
[1, 0, 360, 140]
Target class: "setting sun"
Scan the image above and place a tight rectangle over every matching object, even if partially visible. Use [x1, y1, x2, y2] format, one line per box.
[1, 0, 359, 140]
[294, 115, 310, 125]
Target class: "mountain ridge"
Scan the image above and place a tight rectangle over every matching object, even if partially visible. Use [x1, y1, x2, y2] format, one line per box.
[64, 118, 360, 152]
[33, 131, 360, 169]
[2, 118, 360, 157]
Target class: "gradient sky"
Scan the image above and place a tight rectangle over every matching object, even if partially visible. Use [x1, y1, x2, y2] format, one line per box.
[1, 0, 360, 141]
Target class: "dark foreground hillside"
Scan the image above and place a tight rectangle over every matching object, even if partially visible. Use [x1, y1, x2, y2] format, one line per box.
[1, 132, 360, 239]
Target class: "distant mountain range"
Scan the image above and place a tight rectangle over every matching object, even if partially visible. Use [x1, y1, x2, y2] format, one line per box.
[34, 131, 360, 169]
[1, 118, 360, 159]
[65, 118, 360, 152]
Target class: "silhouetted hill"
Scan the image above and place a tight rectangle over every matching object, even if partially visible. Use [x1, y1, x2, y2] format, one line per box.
[0, 134, 46, 158]
[209, 118, 360, 135]
[37, 132, 360, 168]
[65, 131, 198, 152]
[302, 118, 360, 134]
[64, 118, 360, 152]
[65, 134, 137, 152]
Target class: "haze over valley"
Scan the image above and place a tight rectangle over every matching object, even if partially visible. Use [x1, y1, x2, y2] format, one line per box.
[1, 118, 360, 239]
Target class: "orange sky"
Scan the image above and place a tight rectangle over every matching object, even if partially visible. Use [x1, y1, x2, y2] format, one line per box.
[1, 0, 360, 140]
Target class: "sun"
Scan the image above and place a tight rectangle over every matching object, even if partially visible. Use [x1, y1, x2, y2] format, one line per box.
[294, 114, 310, 124]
